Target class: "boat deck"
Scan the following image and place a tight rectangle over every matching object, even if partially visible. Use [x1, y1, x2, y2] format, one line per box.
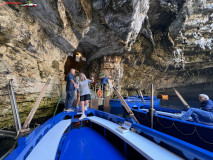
[59, 127, 126, 160]
[24, 116, 183, 160]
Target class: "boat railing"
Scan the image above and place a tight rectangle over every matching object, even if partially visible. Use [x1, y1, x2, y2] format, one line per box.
[90, 83, 104, 98]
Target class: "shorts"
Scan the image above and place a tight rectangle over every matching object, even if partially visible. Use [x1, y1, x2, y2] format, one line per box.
[80, 94, 91, 101]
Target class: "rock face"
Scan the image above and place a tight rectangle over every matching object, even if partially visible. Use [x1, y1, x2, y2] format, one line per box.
[0, 0, 76, 128]
[119, 0, 213, 91]
[0, 0, 213, 128]
[87, 0, 213, 95]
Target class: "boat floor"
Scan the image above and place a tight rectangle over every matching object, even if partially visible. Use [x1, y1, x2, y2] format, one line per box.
[59, 127, 126, 160]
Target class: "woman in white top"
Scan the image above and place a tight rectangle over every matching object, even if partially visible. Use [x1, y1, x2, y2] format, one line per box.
[77, 74, 94, 120]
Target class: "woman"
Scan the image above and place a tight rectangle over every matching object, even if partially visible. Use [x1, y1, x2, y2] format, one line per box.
[78, 74, 94, 120]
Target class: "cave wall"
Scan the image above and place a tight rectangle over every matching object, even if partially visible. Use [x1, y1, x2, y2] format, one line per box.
[0, 0, 80, 128]
[110, 0, 213, 94]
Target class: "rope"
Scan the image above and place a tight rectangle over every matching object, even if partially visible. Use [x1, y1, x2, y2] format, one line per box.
[146, 114, 158, 124]
[157, 118, 174, 129]
[195, 128, 213, 144]
[135, 110, 213, 145]
[135, 112, 158, 124]
[173, 123, 196, 136]
[157, 117, 213, 144]
[53, 82, 63, 117]
[53, 96, 62, 116]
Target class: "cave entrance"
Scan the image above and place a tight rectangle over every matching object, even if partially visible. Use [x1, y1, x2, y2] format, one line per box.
[64, 52, 85, 75]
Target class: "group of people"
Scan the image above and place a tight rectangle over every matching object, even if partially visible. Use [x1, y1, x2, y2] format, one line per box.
[65, 68, 213, 124]
[65, 68, 94, 120]
[64, 68, 110, 120]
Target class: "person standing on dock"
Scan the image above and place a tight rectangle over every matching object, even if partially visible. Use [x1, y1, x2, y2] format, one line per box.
[65, 68, 79, 112]
[78, 74, 94, 120]
[180, 94, 213, 124]
[101, 75, 109, 98]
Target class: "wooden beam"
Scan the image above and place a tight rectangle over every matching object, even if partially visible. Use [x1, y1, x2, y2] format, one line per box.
[173, 88, 190, 108]
[113, 87, 139, 123]
[21, 79, 51, 131]
[139, 90, 145, 104]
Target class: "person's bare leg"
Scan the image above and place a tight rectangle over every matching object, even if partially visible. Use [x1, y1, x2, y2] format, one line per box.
[84, 100, 89, 107]
[81, 101, 85, 115]
[84, 100, 89, 110]
[77, 92, 80, 107]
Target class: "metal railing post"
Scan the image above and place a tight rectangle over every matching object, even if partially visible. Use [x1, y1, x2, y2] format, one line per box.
[8, 79, 21, 134]
[95, 84, 97, 98]
[102, 84, 104, 98]
[0, 79, 21, 138]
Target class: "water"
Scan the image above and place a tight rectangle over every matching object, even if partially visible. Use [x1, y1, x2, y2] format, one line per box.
[158, 83, 213, 109]
[0, 137, 16, 157]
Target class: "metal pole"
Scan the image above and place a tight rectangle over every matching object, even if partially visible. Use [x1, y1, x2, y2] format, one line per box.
[10, 80, 21, 132]
[102, 84, 104, 98]
[0, 130, 17, 138]
[95, 84, 97, 98]
[8, 79, 21, 134]
[150, 84, 154, 129]
[8, 88, 18, 133]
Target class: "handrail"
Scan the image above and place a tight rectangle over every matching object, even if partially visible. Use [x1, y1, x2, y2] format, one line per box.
[0, 79, 21, 138]
[8, 79, 22, 134]
[91, 83, 105, 98]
